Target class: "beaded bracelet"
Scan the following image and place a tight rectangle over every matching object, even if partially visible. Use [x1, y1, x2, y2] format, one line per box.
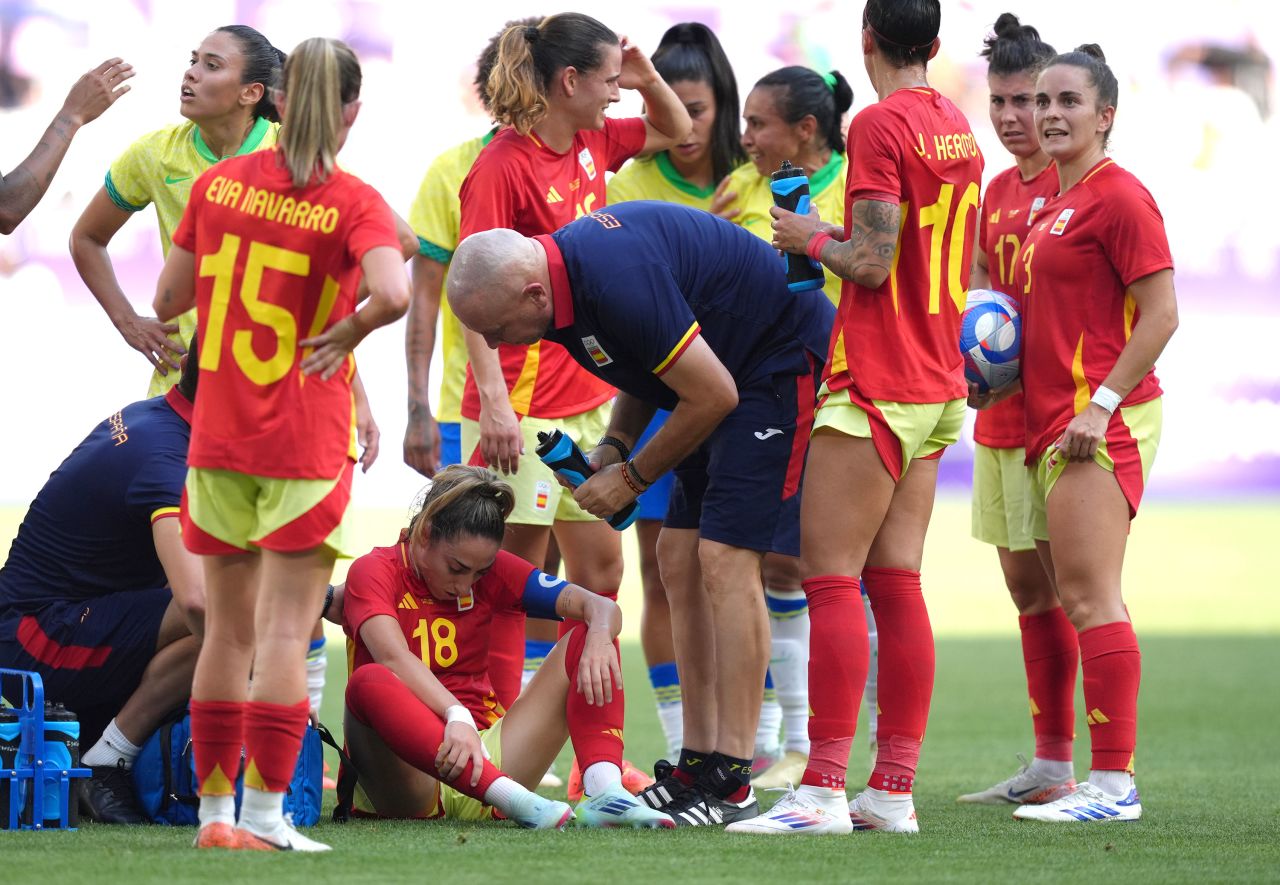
[625, 459, 653, 491]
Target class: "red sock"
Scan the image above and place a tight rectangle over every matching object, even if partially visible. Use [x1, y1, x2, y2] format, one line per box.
[799, 575, 867, 789]
[558, 590, 618, 640]
[488, 605, 526, 711]
[191, 699, 243, 796]
[562, 624, 624, 770]
[864, 567, 933, 791]
[1079, 621, 1141, 772]
[345, 663, 503, 799]
[243, 699, 309, 793]
[1020, 607, 1079, 762]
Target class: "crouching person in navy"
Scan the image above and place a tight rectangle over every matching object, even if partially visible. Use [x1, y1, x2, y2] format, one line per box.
[447, 200, 833, 827]
[0, 347, 204, 823]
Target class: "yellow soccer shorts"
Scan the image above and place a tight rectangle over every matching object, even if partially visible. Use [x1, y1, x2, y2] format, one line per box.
[971, 443, 1042, 551]
[813, 388, 967, 482]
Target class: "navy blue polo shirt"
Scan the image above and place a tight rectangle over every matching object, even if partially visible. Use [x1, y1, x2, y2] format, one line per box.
[541, 201, 833, 410]
[0, 389, 193, 612]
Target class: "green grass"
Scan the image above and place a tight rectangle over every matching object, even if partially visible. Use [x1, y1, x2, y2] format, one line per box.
[3, 635, 1278, 883]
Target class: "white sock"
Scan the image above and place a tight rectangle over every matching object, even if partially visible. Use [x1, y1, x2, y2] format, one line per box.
[198, 793, 235, 828]
[483, 775, 540, 819]
[582, 761, 622, 797]
[238, 786, 284, 833]
[648, 662, 683, 757]
[1031, 757, 1075, 781]
[305, 639, 327, 715]
[657, 703, 683, 759]
[756, 688, 782, 758]
[1089, 769, 1133, 797]
[863, 591, 879, 744]
[81, 718, 143, 769]
[766, 587, 811, 755]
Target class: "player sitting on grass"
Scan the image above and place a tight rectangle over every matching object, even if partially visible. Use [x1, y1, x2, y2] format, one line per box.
[337, 465, 673, 830]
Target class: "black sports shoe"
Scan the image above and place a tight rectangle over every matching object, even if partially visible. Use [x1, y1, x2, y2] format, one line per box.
[80, 762, 146, 824]
[664, 783, 760, 828]
[637, 759, 694, 810]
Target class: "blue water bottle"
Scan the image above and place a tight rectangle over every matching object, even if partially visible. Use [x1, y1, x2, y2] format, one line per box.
[770, 160, 826, 292]
[535, 430, 638, 531]
[39, 703, 79, 828]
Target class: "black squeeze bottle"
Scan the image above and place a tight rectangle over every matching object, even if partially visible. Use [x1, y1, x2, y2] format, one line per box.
[770, 160, 826, 292]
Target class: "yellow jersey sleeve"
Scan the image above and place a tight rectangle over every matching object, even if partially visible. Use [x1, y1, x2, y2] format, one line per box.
[607, 154, 715, 209]
[409, 134, 487, 262]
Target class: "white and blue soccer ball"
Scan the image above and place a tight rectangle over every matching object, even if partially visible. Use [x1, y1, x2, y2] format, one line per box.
[960, 289, 1021, 393]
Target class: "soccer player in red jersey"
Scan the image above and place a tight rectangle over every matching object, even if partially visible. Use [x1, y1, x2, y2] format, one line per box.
[1004, 45, 1178, 824]
[153, 38, 410, 851]
[744, 0, 983, 834]
[955, 14, 1079, 808]
[339, 466, 673, 829]
[457, 14, 689, 716]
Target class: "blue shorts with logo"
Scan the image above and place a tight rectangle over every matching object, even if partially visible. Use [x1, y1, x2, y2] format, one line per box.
[438, 421, 462, 469]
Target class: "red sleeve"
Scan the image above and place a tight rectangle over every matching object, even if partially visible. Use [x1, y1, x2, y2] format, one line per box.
[342, 550, 403, 640]
[846, 105, 902, 204]
[1102, 178, 1173, 286]
[458, 143, 522, 240]
[344, 182, 400, 264]
[479, 549, 536, 612]
[601, 117, 648, 173]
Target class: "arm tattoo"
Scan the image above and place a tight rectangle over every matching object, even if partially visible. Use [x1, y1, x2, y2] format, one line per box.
[824, 199, 901, 284]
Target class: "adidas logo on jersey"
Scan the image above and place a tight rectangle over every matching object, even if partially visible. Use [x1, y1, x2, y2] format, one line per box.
[397, 592, 418, 610]
[546, 186, 564, 203]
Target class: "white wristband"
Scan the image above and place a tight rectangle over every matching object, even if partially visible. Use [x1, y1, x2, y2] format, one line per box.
[1090, 385, 1122, 415]
[445, 705, 476, 729]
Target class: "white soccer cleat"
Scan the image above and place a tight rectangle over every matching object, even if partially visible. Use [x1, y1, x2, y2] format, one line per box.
[236, 815, 333, 852]
[957, 755, 1076, 805]
[751, 750, 808, 790]
[847, 788, 919, 833]
[726, 786, 853, 835]
[1012, 781, 1141, 823]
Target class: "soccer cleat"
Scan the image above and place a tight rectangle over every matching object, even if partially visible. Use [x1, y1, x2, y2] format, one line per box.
[236, 815, 333, 851]
[575, 783, 675, 829]
[664, 784, 760, 828]
[193, 821, 239, 849]
[725, 786, 853, 835]
[80, 762, 146, 824]
[751, 750, 808, 790]
[637, 759, 694, 810]
[568, 758, 655, 802]
[847, 788, 920, 833]
[1012, 781, 1141, 823]
[507, 792, 575, 830]
[957, 755, 1076, 805]
[540, 766, 564, 789]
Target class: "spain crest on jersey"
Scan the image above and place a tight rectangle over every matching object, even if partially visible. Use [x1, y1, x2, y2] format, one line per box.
[579, 147, 598, 180]
[1049, 208, 1075, 236]
[581, 335, 613, 367]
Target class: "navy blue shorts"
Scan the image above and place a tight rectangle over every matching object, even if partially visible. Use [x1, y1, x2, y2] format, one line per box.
[665, 360, 819, 556]
[0, 587, 171, 722]
[439, 421, 462, 468]
[634, 409, 674, 522]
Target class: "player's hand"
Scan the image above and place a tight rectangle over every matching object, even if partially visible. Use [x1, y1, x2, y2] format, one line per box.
[355, 395, 380, 473]
[966, 378, 1021, 411]
[61, 58, 134, 126]
[770, 205, 823, 255]
[576, 630, 623, 706]
[116, 313, 184, 374]
[709, 176, 740, 221]
[403, 409, 441, 477]
[617, 36, 657, 91]
[478, 401, 523, 474]
[437, 719, 485, 788]
[308, 706, 320, 729]
[301, 315, 365, 381]
[1052, 403, 1112, 467]
[574, 463, 636, 519]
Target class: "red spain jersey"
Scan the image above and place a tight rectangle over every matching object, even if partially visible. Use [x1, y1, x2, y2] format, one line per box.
[973, 162, 1059, 448]
[825, 88, 984, 403]
[343, 532, 562, 728]
[458, 117, 647, 419]
[172, 149, 399, 479]
[1014, 159, 1172, 461]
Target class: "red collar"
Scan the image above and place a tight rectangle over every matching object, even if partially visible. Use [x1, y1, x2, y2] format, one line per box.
[164, 386, 194, 425]
[535, 234, 575, 329]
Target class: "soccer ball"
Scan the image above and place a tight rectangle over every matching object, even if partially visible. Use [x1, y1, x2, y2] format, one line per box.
[959, 289, 1021, 393]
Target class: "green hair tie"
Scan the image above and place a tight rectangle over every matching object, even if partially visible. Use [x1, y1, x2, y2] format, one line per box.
[821, 71, 837, 92]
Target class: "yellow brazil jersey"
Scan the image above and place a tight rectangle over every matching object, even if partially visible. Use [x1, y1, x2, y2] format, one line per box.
[722, 152, 847, 306]
[105, 116, 278, 396]
[406, 130, 495, 424]
[607, 152, 716, 209]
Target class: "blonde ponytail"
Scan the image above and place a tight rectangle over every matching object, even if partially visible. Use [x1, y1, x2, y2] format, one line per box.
[278, 37, 362, 187]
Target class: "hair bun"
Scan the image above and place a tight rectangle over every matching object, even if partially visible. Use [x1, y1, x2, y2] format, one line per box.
[1076, 43, 1106, 62]
[524, 25, 539, 42]
[992, 12, 1023, 38]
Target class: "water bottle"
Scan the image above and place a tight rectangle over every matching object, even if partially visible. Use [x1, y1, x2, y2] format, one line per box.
[39, 703, 79, 828]
[770, 160, 826, 292]
[0, 707, 24, 829]
[535, 430, 638, 531]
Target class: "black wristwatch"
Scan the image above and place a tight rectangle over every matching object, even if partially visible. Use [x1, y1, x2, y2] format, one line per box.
[595, 435, 631, 462]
